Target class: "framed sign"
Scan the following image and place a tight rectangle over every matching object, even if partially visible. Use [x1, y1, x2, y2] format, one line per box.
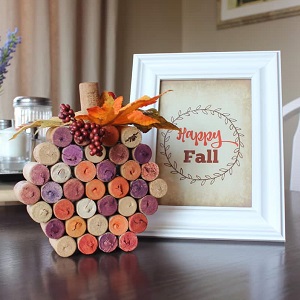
[217, 0, 300, 29]
[130, 51, 285, 242]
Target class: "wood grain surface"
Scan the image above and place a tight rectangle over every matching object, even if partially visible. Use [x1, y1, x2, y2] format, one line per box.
[0, 190, 299, 300]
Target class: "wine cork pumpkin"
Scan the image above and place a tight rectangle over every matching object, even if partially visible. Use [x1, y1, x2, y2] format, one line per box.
[13, 82, 173, 257]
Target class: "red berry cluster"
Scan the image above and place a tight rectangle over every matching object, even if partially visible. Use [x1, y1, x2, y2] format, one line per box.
[89, 125, 106, 156]
[58, 104, 75, 123]
[69, 120, 105, 156]
[58, 104, 105, 156]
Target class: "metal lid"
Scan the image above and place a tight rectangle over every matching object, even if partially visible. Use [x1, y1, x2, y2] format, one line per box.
[13, 96, 52, 107]
[0, 119, 12, 130]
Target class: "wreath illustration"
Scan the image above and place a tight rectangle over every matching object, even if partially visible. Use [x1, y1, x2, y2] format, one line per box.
[160, 105, 244, 185]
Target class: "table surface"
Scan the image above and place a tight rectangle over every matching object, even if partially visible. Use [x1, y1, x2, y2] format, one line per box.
[0, 190, 299, 300]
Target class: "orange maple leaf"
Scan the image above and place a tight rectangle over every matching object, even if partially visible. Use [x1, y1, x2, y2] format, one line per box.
[113, 96, 123, 115]
[77, 92, 122, 126]
[112, 110, 159, 126]
[77, 90, 171, 127]
[111, 91, 170, 126]
[88, 97, 115, 125]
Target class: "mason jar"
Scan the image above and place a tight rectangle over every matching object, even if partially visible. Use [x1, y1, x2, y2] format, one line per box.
[13, 96, 52, 140]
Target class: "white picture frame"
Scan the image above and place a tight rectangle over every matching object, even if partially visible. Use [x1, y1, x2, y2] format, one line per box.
[130, 51, 285, 242]
[217, 0, 300, 29]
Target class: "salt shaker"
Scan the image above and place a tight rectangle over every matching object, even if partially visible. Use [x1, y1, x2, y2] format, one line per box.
[13, 96, 52, 140]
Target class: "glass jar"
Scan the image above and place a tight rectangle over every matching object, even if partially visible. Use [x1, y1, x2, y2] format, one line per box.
[13, 96, 52, 140]
[0, 120, 30, 173]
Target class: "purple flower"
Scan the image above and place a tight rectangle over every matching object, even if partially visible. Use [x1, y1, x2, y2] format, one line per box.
[0, 28, 21, 90]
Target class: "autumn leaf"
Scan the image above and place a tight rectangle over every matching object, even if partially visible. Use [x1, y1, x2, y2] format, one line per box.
[88, 97, 115, 125]
[77, 93, 124, 126]
[112, 110, 160, 127]
[99, 91, 114, 104]
[111, 91, 171, 126]
[99, 91, 123, 114]
[10, 117, 65, 140]
[147, 114, 179, 131]
[77, 90, 172, 127]
[119, 91, 168, 115]
[134, 108, 180, 132]
[77, 106, 109, 125]
[77, 91, 116, 125]
[74, 113, 98, 124]
[113, 96, 123, 114]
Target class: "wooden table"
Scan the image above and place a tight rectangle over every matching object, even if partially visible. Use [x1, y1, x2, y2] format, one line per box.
[0, 190, 299, 300]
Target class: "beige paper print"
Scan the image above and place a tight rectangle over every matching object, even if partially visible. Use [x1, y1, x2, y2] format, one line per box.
[157, 80, 252, 207]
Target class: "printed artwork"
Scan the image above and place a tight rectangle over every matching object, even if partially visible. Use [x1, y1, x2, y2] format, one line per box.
[157, 79, 252, 207]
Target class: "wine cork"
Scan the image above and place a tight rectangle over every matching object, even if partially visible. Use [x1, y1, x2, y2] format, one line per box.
[108, 214, 129, 236]
[33, 142, 60, 166]
[132, 144, 152, 164]
[63, 178, 85, 201]
[85, 179, 106, 200]
[53, 199, 75, 220]
[84, 145, 106, 163]
[61, 144, 83, 166]
[87, 214, 108, 236]
[13, 180, 41, 205]
[49, 235, 77, 257]
[119, 232, 138, 252]
[98, 232, 118, 253]
[108, 143, 129, 165]
[118, 196, 137, 217]
[79, 82, 101, 114]
[97, 195, 118, 216]
[41, 218, 65, 239]
[119, 160, 141, 181]
[130, 179, 148, 199]
[128, 213, 148, 234]
[101, 125, 120, 147]
[96, 159, 116, 182]
[138, 195, 158, 215]
[141, 162, 159, 181]
[65, 215, 87, 238]
[50, 162, 72, 183]
[26, 201, 53, 223]
[46, 126, 73, 148]
[41, 181, 63, 203]
[120, 126, 142, 148]
[149, 178, 168, 198]
[107, 176, 129, 199]
[77, 233, 98, 255]
[76, 198, 97, 219]
[23, 162, 50, 186]
[74, 160, 96, 182]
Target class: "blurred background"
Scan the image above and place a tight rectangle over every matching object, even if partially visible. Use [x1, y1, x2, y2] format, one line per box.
[0, 0, 298, 187]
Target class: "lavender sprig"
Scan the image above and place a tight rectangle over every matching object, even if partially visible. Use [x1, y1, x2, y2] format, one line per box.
[0, 28, 21, 92]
